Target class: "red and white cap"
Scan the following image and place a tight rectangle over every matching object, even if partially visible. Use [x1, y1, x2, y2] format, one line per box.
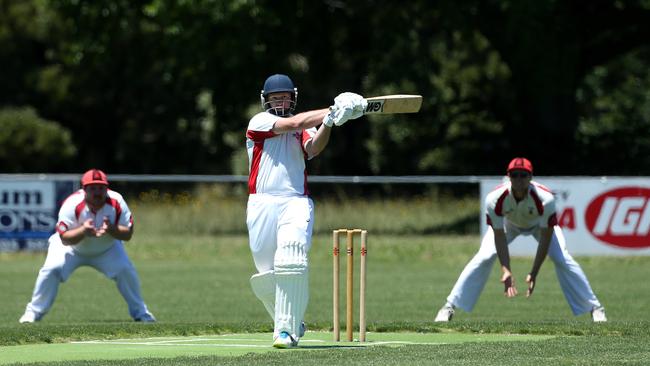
[507, 157, 533, 175]
[81, 169, 109, 187]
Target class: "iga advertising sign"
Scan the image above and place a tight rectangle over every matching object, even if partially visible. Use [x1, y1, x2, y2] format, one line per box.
[480, 177, 650, 256]
[0, 180, 75, 251]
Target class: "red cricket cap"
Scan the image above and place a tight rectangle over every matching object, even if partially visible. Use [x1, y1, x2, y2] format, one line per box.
[507, 157, 533, 175]
[81, 169, 109, 187]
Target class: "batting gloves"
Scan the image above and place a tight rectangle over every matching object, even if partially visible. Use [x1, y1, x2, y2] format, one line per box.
[322, 105, 353, 127]
[334, 92, 367, 123]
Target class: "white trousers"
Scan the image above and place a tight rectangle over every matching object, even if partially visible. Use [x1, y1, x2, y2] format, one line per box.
[247, 194, 314, 272]
[23, 234, 153, 320]
[446, 225, 602, 315]
[247, 194, 314, 339]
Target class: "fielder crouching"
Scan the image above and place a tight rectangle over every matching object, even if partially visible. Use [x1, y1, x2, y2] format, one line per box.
[19, 169, 155, 323]
[434, 157, 607, 323]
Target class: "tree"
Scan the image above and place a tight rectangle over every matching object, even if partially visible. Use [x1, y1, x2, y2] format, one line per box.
[0, 107, 76, 172]
[461, 0, 650, 173]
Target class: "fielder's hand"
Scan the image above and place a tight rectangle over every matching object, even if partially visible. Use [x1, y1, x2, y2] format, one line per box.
[525, 273, 536, 297]
[82, 219, 97, 237]
[500, 271, 518, 298]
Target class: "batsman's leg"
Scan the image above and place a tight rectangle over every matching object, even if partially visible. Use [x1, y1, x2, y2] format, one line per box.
[273, 197, 313, 347]
[274, 239, 308, 346]
[247, 194, 280, 322]
[250, 270, 276, 320]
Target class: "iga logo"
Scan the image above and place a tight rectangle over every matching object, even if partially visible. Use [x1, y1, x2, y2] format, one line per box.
[585, 187, 650, 248]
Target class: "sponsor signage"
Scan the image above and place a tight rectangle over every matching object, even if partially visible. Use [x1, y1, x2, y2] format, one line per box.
[0, 180, 75, 251]
[480, 177, 650, 256]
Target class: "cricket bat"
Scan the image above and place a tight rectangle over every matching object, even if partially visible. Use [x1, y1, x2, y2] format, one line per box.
[363, 94, 422, 114]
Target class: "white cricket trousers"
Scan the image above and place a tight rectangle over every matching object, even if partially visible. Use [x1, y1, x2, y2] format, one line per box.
[23, 234, 153, 320]
[446, 225, 602, 315]
[247, 194, 314, 339]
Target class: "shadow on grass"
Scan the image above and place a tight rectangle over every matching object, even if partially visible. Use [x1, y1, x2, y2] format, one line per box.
[298, 345, 366, 349]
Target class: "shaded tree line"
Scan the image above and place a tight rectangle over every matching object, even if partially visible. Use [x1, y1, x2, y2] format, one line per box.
[1, 0, 649, 176]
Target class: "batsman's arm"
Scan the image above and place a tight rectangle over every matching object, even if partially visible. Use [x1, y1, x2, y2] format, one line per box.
[304, 124, 332, 158]
[272, 108, 330, 133]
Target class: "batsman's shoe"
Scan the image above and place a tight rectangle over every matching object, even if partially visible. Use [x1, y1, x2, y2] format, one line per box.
[434, 305, 454, 322]
[273, 331, 297, 349]
[19, 311, 40, 324]
[135, 313, 157, 323]
[591, 306, 607, 322]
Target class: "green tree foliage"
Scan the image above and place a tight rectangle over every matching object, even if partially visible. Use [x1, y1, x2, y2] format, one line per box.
[1, 0, 650, 175]
[0, 107, 76, 172]
[576, 48, 650, 175]
[443, 0, 650, 173]
[0, 0, 55, 106]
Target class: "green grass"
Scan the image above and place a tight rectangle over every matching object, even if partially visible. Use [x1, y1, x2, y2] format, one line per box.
[0, 332, 557, 365]
[1, 231, 649, 365]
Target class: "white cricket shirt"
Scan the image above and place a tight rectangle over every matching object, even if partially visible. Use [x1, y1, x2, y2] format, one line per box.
[55, 189, 133, 256]
[485, 181, 558, 230]
[246, 112, 317, 196]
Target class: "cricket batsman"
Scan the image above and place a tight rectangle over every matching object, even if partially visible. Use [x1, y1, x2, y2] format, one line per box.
[246, 74, 366, 348]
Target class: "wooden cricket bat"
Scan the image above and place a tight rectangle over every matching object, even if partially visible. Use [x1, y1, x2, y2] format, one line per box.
[363, 94, 422, 114]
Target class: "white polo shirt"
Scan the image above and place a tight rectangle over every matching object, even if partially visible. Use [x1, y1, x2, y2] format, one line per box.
[56, 189, 133, 256]
[246, 111, 317, 196]
[485, 181, 558, 231]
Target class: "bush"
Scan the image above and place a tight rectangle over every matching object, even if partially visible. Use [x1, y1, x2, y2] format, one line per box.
[0, 106, 77, 172]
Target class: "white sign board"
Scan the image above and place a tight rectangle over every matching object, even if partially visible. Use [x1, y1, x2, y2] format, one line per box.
[0, 180, 75, 251]
[480, 177, 650, 256]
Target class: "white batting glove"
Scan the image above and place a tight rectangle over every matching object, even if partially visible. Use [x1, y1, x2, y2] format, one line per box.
[322, 106, 338, 127]
[332, 106, 353, 126]
[322, 107, 335, 127]
[334, 92, 367, 122]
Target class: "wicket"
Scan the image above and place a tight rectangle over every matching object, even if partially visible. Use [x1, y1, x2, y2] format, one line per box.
[332, 228, 367, 342]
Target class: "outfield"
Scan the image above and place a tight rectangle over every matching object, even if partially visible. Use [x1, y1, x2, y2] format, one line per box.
[1, 231, 649, 365]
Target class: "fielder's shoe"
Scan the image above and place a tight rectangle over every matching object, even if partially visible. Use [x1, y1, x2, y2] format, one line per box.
[135, 313, 157, 323]
[19, 311, 40, 324]
[434, 304, 455, 322]
[273, 331, 297, 349]
[591, 306, 607, 322]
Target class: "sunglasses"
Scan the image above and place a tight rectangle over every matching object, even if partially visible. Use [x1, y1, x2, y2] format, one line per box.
[509, 172, 531, 178]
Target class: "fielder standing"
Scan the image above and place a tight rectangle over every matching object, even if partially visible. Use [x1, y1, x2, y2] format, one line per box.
[19, 169, 155, 323]
[434, 157, 607, 322]
[247, 74, 365, 348]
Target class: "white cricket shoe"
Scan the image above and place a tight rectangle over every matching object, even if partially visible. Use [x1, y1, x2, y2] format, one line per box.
[273, 331, 297, 349]
[19, 311, 39, 324]
[591, 306, 607, 322]
[135, 313, 156, 323]
[434, 305, 454, 322]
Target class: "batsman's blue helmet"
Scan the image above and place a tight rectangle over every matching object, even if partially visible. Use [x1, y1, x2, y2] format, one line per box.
[260, 74, 298, 116]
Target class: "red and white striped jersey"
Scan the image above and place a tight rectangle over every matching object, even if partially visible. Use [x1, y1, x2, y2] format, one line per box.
[246, 111, 317, 196]
[56, 189, 133, 256]
[485, 181, 558, 230]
